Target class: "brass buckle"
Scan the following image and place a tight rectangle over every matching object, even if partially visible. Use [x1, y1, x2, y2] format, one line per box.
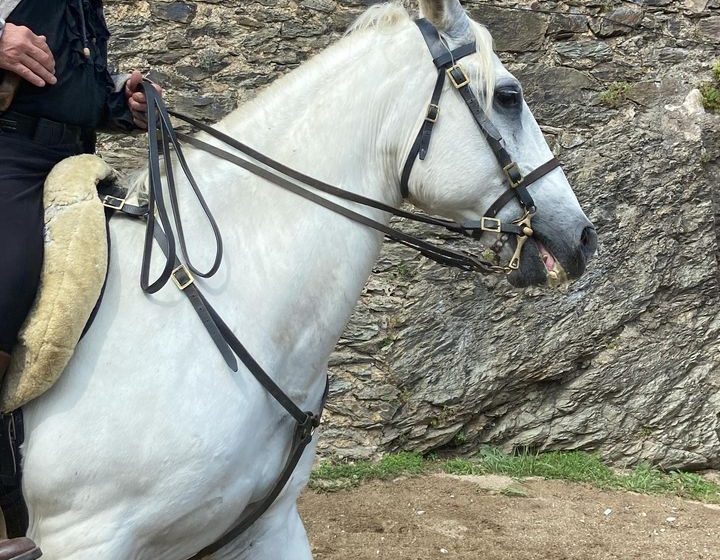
[481, 217, 502, 233]
[447, 65, 470, 89]
[503, 162, 524, 188]
[102, 195, 125, 211]
[425, 104, 440, 123]
[171, 264, 194, 291]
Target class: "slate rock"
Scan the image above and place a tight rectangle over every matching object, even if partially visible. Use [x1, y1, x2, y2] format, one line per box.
[468, 5, 548, 52]
[151, 1, 197, 24]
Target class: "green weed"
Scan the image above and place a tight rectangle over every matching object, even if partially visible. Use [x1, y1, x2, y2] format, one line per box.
[600, 82, 630, 107]
[311, 448, 720, 503]
[700, 82, 720, 112]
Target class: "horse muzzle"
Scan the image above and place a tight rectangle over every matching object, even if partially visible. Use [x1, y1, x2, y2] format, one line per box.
[506, 220, 597, 288]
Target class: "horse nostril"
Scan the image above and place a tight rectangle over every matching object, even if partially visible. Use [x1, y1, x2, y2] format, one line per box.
[580, 226, 598, 256]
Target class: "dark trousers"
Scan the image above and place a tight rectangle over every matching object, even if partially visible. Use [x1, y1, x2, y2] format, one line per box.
[0, 135, 85, 353]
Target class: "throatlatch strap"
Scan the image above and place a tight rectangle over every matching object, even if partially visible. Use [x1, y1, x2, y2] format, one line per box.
[400, 70, 446, 198]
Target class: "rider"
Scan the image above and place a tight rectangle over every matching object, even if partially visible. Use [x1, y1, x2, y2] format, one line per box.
[0, 1, 156, 557]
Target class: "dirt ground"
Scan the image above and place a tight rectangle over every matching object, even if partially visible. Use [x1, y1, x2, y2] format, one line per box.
[298, 474, 720, 560]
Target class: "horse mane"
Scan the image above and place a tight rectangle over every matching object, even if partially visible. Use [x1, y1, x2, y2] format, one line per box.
[347, 2, 496, 112]
[347, 2, 410, 33]
[128, 2, 499, 200]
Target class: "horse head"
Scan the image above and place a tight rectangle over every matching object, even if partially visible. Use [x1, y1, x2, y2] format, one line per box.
[394, 0, 597, 287]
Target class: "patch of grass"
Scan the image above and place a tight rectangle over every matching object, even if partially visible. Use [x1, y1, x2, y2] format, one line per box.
[700, 82, 720, 112]
[311, 448, 720, 503]
[699, 60, 720, 112]
[451, 429, 468, 447]
[617, 465, 720, 502]
[310, 452, 426, 490]
[442, 447, 614, 486]
[600, 81, 631, 107]
[394, 262, 412, 281]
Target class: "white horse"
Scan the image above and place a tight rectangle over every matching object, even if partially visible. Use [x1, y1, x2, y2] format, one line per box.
[21, 1, 595, 558]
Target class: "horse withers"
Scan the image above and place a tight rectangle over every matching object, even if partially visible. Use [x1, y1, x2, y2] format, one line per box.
[21, 1, 595, 558]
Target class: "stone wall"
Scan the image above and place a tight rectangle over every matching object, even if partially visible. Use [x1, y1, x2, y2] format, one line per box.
[101, 1, 720, 469]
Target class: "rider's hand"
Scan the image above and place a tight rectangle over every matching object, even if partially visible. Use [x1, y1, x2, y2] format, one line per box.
[0, 23, 56, 87]
[125, 70, 163, 130]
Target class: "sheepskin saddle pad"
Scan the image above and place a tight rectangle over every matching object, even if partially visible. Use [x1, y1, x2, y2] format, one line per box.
[0, 154, 112, 412]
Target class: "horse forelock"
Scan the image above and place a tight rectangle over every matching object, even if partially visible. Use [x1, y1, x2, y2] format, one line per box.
[346, 2, 410, 34]
[348, 3, 496, 112]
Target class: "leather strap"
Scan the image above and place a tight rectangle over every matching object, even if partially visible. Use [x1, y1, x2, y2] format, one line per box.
[176, 132, 502, 274]
[99, 183, 328, 556]
[167, 110, 472, 236]
[186, 377, 328, 560]
[151, 225, 239, 371]
[484, 157, 561, 219]
[400, 70, 445, 197]
[139, 82, 224, 294]
[415, 18, 476, 68]
[400, 18, 564, 251]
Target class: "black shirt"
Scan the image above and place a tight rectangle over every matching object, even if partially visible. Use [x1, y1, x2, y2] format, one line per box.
[5, 0, 134, 131]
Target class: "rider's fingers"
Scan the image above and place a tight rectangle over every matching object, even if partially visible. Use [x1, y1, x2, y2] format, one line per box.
[17, 53, 56, 86]
[129, 101, 148, 113]
[29, 33, 53, 59]
[133, 113, 148, 129]
[129, 92, 147, 111]
[26, 42, 55, 74]
[125, 70, 143, 95]
[10, 62, 46, 87]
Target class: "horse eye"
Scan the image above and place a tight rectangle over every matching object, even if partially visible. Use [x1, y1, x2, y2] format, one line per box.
[495, 87, 522, 108]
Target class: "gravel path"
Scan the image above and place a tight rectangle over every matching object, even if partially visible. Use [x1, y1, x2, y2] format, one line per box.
[299, 475, 719, 560]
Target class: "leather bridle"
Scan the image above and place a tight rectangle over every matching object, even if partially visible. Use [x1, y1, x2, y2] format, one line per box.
[96, 17, 564, 558]
[401, 18, 561, 271]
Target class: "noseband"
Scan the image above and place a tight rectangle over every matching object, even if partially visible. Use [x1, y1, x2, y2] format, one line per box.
[401, 19, 561, 270]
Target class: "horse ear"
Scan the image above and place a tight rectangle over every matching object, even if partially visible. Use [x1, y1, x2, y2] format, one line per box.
[418, 0, 472, 40]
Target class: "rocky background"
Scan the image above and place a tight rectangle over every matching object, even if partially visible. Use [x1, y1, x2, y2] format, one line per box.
[101, 0, 720, 470]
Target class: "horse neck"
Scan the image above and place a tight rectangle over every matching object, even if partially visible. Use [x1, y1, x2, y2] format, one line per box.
[214, 26, 425, 203]
[175, 24, 430, 404]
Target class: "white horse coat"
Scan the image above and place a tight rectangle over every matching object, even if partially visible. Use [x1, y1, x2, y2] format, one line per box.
[21, 2, 594, 558]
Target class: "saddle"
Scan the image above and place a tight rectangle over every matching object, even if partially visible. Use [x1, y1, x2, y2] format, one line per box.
[0, 154, 111, 412]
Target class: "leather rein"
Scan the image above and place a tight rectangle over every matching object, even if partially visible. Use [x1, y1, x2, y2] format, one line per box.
[98, 18, 561, 558]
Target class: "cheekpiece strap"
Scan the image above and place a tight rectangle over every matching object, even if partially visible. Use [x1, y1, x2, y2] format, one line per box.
[401, 19, 478, 198]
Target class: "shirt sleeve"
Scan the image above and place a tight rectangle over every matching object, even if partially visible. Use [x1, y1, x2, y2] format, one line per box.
[97, 72, 138, 134]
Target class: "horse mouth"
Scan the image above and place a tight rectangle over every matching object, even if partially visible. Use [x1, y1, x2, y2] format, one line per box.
[536, 239, 569, 287]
